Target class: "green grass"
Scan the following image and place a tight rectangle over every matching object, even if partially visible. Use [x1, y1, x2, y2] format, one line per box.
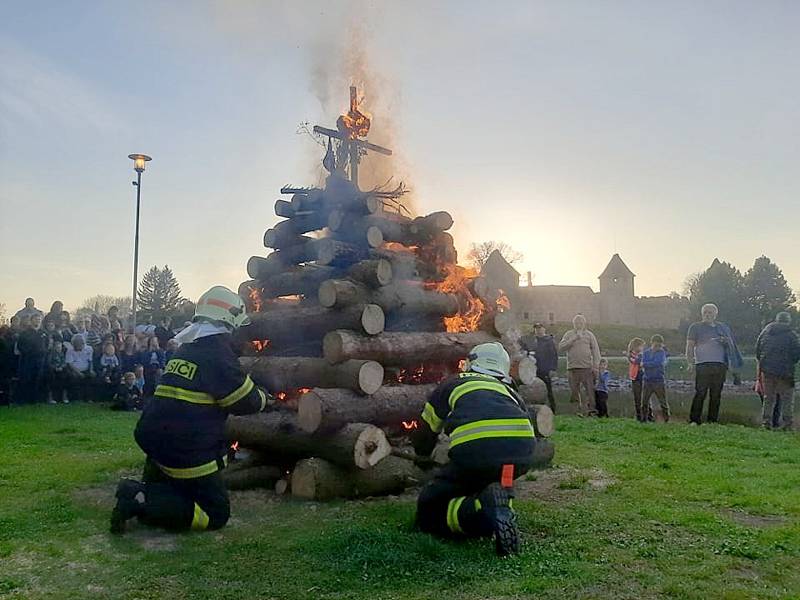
[1, 404, 800, 599]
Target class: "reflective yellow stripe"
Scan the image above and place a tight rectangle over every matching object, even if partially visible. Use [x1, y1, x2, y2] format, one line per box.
[156, 455, 228, 479]
[446, 496, 466, 533]
[258, 389, 267, 412]
[218, 376, 255, 407]
[449, 418, 534, 448]
[448, 380, 514, 410]
[191, 503, 210, 530]
[421, 402, 444, 432]
[155, 384, 216, 405]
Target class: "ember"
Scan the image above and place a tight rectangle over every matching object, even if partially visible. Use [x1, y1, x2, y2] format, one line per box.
[401, 420, 418, 430]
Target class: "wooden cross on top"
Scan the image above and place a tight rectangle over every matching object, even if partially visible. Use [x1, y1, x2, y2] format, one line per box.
[313, 86, 392, 189]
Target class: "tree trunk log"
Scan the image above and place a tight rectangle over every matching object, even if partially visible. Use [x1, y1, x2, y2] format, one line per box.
[297, 385, 438, 433]
[319, 280, 459, 316]
[226, 412, 390, 469]
[316, 239, 370, 267]
[409, 211, 454, 236]
[323, 330, 497, 366]
[518, 379, 548, 405]
[529, 404, 555, 438]
[274, 477, 290, 495]
[252, 265, 341, 299]
[241, 304, 385, 345]
[274, 199, 295, 218]
[511, 356, 538, 385]
[241, 356, 384, 395]
[346, 259, 393, 287]
[263, 226, 315, 250]
[290, 456, 427, 501]
[223, 465, 283, 490]
[530, 438, 555, 469]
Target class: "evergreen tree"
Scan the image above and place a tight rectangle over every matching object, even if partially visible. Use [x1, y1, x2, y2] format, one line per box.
[744, 256, 797, 328]
[137, 265, 185, 322]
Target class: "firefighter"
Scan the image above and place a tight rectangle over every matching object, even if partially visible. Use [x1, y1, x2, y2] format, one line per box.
[411, 342, 535, 556]
[110, 286, 274, 534]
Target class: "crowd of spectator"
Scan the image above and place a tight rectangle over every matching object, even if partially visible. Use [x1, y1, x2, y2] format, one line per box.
[0, 297, 181, 411]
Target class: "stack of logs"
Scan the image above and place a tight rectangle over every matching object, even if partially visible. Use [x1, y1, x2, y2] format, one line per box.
[226, 174, 553, 500]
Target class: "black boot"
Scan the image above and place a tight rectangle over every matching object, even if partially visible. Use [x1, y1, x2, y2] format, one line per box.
[110, 479, 144, 534]
[479, 483, 519, 556]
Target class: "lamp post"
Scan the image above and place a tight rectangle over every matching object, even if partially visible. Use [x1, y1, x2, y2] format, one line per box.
[128, 153, 152, 333]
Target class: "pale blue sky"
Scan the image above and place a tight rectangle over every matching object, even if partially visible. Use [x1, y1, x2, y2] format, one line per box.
[2, 1, 799, 315]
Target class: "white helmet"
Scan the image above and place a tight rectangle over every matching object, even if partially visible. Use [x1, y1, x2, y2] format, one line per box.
[194, 286, 250, 329]
[465, 342, 511, 379]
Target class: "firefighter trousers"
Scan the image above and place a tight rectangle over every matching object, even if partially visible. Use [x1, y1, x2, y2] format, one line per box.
[139, 458, 230, 532]
[416, 461, 531, 538]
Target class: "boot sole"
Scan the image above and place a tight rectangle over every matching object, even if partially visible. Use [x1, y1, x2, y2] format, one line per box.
[482, 483, 520, 556]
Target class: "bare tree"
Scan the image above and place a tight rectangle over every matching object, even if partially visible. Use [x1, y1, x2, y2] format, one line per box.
[74, 295, 132, 321]
[0, 303, 6, 325]
[467, 241, 524, 269]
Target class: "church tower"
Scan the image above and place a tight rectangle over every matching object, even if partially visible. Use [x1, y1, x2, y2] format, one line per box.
[598, 254, 636, 324]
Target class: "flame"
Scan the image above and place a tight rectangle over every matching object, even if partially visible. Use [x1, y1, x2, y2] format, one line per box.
[496, 292, 511, 312]
[337, 87, 371, 140]
[274, 387, 312, 403]
[251, 339, 271, 352]
[230, 441, 239, 452]
[434, 264, 485, 333]
[248, 286, 263, 313]
[402, 420, 418, 430]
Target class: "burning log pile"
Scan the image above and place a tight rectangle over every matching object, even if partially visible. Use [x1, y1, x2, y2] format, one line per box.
[224, 87, 554, 499]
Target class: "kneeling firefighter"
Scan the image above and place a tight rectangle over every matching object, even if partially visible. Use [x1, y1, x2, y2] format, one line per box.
[411, 342, 535, 556]
[110, 286, 274, 534]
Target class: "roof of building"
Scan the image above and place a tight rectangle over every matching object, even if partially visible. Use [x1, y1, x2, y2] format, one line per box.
[598, 253, 635, 280]
[518, 285, 597, 297]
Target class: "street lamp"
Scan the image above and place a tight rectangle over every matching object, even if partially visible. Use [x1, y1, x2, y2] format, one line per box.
[128, 153, 152, 333]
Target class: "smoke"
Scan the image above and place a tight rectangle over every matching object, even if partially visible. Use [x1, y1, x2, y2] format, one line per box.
[306, 12, 417, 215]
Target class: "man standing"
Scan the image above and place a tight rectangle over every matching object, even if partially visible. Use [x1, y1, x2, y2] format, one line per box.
[412, 342, 535, 556]
[520, 323, 558, 412]
[14, 298, 43, 321]
[16, 314, 49, 404]
[110, 286, 274, 534]
[685, 303, 743, 424]
[558, 315, 601, 416]
[755, 312, 800, 431]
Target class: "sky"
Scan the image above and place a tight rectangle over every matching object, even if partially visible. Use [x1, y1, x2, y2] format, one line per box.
[2, 0, 799, 316]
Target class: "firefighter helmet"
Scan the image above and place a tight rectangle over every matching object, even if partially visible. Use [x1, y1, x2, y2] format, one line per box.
[465, 342, 511, 379]
[194, 286, 250, 329]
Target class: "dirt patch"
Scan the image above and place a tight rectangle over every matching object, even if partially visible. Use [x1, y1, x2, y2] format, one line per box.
[515, 467, 618, 502]
[723, 509, 788, 529]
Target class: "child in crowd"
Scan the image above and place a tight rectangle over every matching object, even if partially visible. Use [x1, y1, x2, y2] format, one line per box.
[98, 342, 121, 399]
[594, 358, 610, 417]
[112, 372, 144, 411]
[46, 339, 69, 404]
[133, 365, 145, 394]
[627, 337, 646, 422]
[139, 337, 165, 396]
[641, 334, 670, 422]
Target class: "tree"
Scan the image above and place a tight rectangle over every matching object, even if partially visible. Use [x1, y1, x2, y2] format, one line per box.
[0, 303, 6, 326]
[687, 258, 757, 342]
[74, 295, 132, 322]
[743, 256, 797, 328]
[467, 241, 524, 269]
[137, 265, 185, 323]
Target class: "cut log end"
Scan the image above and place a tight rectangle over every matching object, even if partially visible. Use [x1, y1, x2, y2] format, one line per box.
[532, 404, 555, 438]
[351, 424, 391, 469]
[516, 356, 538, 385]
[358, 361, 384, 395]
[361, 304, 385, 335]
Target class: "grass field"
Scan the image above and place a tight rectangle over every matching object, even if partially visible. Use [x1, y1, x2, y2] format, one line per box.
[1, 403, 799, 600]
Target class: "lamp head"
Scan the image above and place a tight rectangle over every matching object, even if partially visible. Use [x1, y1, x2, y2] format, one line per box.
[128, 153, 152, 173]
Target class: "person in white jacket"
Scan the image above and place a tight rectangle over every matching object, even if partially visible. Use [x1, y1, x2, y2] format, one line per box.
[558, 315, 601, 416]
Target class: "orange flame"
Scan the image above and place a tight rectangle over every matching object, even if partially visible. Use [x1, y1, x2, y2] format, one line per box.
[230, 441, 239, 452]
[402, 420, 418, 430]
[248, 286, 263, 313]
[251, 339, 270, 352]
[337, 87, 371, 140]
[434, 264, 485, 333]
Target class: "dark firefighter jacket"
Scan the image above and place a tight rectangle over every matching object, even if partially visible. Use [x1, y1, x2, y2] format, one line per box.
[134, 333, 269, 479]
[411, 371, 535, 469]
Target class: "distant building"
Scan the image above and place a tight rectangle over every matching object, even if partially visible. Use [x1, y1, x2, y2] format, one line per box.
[481, 253, 687, 329]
